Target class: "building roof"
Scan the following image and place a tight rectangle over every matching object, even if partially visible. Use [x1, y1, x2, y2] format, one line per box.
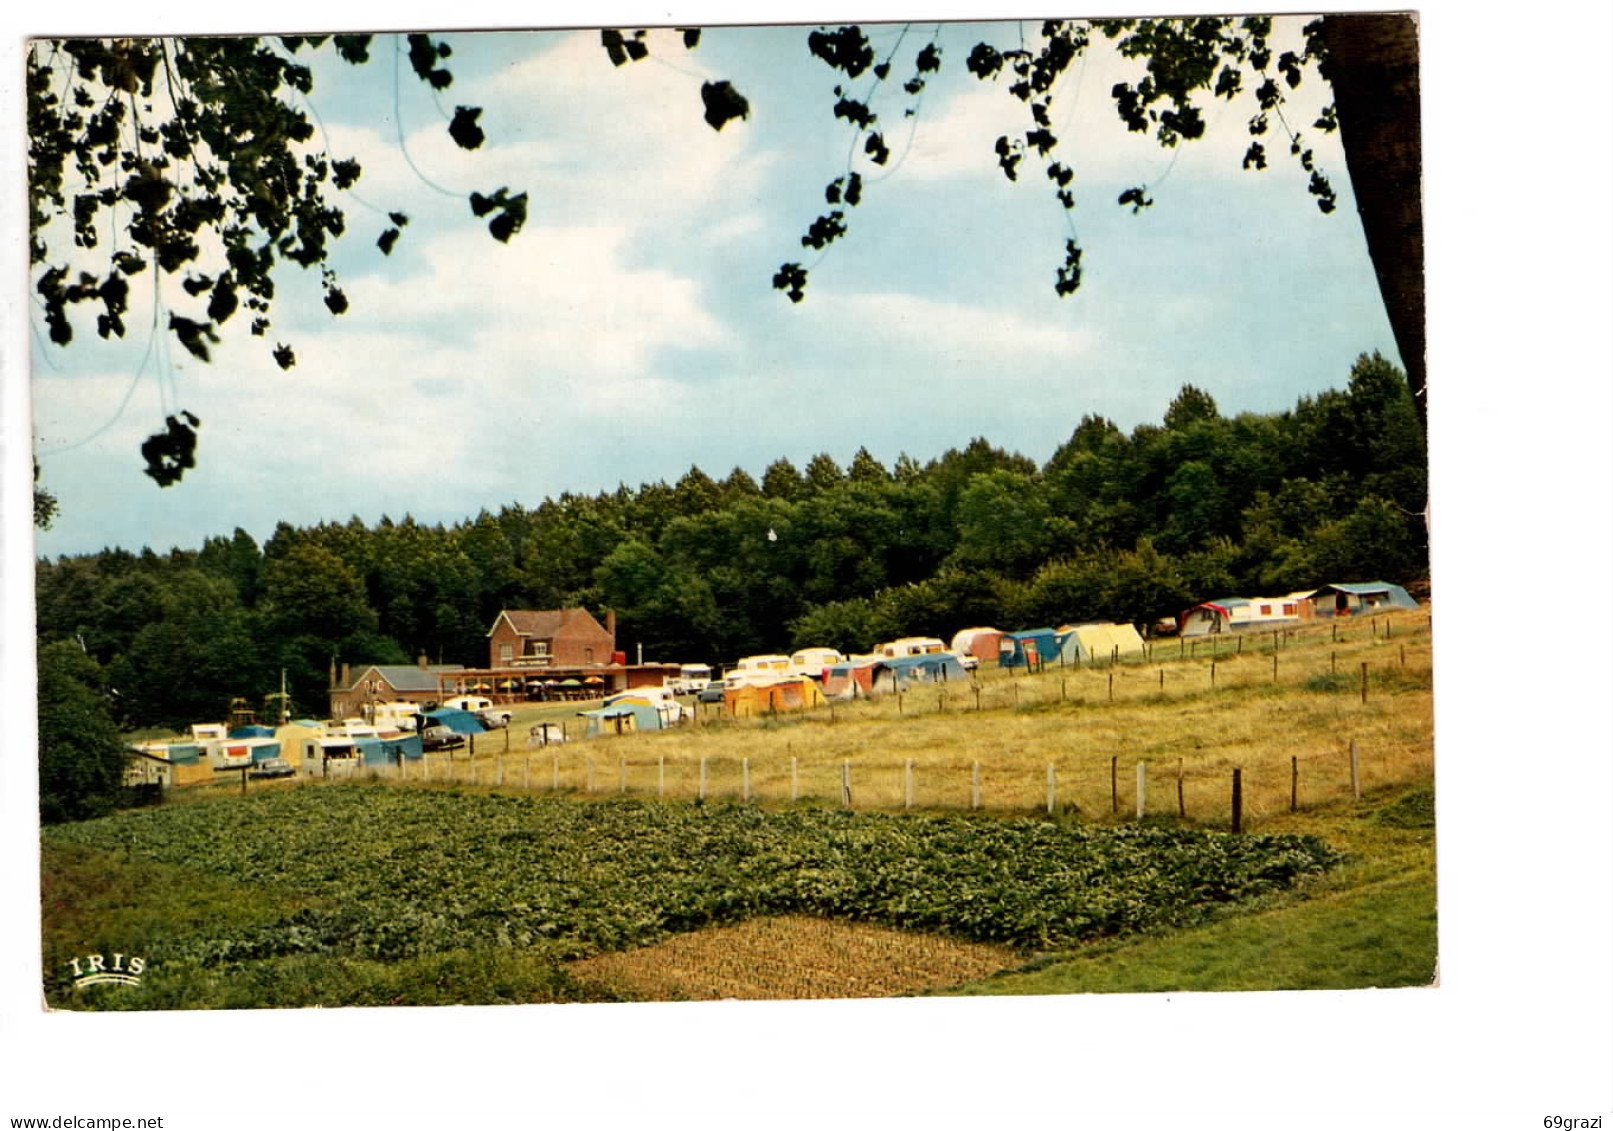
[489, 608, 607, 639]
[354, 664, 465, 694]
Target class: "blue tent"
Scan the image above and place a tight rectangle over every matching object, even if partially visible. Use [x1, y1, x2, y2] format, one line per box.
[997, 628, 1079, 668]
[420, 708, 487, 735]
[358, 734, 424, 765]
[1310, 582, 1419, 616]
[877, 652, 968, 689]
[579, 700, 664, 737]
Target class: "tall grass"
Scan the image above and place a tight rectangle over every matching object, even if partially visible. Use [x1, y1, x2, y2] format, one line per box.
[391, 610, 1434, 830]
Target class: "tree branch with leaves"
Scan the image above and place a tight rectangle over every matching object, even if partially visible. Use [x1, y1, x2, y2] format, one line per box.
[27, 34, 528, 486]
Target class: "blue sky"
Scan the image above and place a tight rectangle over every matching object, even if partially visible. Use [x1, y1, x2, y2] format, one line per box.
[26, 16, 1402, 558]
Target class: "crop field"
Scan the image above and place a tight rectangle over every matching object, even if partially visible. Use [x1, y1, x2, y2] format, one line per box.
[40, 785, 1344, 1009]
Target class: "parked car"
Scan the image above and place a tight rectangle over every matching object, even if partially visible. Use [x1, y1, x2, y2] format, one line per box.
[475, 708, 512, 729]
[421, 725, 466, 751]
[697, 679, 731, 704]
[248, 757, 295, 779]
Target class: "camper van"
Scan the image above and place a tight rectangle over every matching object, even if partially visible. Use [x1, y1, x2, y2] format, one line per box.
[787, 647, 845, 681]
[368, 701, 422, 730]
[726, 654, 791, 687]
[875, 637, 946, 659]
[667, 664, 713, 695]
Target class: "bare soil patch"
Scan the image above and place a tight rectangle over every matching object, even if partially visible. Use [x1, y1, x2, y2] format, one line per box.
[566, 915, 1023, 1001]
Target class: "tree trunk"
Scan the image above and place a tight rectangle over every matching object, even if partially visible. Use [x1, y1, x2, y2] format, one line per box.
[1318, 13, 1426, 429]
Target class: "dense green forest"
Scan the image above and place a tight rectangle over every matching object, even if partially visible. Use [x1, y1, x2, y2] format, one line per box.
[36, 354, 1425, 730]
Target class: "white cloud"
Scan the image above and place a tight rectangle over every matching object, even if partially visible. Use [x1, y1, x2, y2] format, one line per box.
[819, 289, 1093, 369]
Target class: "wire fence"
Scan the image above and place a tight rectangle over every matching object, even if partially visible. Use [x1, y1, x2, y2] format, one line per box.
[358, 725, 1430, 831]
[263, 612, 1434, 829]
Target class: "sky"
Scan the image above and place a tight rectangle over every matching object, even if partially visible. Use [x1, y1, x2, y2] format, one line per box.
[23, 16, 1405, 558]
[3, 3, 1611, 1127]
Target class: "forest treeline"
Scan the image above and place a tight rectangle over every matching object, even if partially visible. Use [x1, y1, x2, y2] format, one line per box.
[36, 353, 1426, 730]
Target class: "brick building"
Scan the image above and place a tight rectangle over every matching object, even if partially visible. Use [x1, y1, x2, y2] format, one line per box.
[486, 608, 619, 670]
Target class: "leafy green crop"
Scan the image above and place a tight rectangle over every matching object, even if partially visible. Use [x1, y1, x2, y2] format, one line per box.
[45, 786, 1339, 972]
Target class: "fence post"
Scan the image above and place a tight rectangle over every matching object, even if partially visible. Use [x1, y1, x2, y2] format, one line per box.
[699, 756, 708, 802]
[1332, 651, 1337, 676]
[1110, 755, 1118, 814]
[840, 761, 852, 809]
[619, 755, 627, 795]
[1177, 757, 1185, 818]
[1231, 767, 1243, 834]
[658, 755, 665, 798]
[1211, 660, 1217, 688]
[1158, 668, 1165, 694]
[905, 759, 915, 810]
[585, 755, 594, 794]
[742, 758, 750, 802]
[973, 684, 982, 712]
[1046, 764, 1057, 816]
[791, 756, 799, 803]
[524, 757, 530, 792]
[1272, 653, 1279, 683]
[1107, 671, 1114, 702]
[1136, 761, 1146, 820]
[496, 755, 504, 787]
[423, 753, 430, 782]
[1350, 738, 1361, 800]
[971, 761, 982, 811]
[1290, 755, 1299, 812]
[1360, 662, 1370, 704]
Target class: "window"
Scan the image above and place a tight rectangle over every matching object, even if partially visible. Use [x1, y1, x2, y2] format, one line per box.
[499, 643, 514, 664]
[1260, 604, 1272, 616]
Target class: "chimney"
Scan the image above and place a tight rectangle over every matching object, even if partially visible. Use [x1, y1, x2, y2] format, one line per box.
[605, 608, 616, 645]
[417, 653, 429, 671]
[340, 662, 351, 688]
[329, 658, 338, 689]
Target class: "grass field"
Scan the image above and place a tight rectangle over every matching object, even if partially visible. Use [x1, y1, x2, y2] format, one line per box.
[43, 609, 1434, 1008]
[280, 608, 1433, 827]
